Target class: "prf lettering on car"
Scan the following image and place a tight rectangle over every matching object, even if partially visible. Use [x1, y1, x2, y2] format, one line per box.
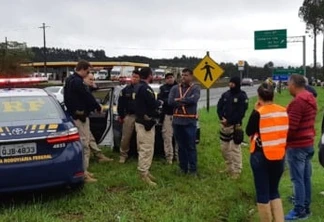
[2, 99, 45, 112]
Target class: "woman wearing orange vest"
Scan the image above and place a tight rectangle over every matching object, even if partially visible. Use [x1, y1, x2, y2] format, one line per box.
[246, 83, 288, 222]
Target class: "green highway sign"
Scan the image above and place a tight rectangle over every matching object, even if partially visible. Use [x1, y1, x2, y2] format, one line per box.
[273, 68, 304, 75]
[272, 68, 304, 81]
[254, 29, 287, 50]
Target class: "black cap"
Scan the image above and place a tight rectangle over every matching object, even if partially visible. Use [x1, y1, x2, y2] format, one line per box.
[229, 76, 241, 87]
[165, 73, 174, 78]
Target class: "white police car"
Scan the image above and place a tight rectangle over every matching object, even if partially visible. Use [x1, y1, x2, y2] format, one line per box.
[0, 78, 84, 192]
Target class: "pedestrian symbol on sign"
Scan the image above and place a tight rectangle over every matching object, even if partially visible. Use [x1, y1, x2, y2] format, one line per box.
[193, 53, 224, 89]
[201, 62, 215, 81]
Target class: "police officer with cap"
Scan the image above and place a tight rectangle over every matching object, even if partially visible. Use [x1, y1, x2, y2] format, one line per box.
[158, 73, 177, 164]
[134, 67, 163, 186]
[118, 70, 140, 163]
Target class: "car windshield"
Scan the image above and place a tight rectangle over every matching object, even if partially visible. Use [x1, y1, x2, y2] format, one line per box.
[44, 87, 61, 93]
[0, 96, 63, 124]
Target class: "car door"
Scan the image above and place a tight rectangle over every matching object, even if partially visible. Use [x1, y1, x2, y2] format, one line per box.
[89, 87, 114, 147]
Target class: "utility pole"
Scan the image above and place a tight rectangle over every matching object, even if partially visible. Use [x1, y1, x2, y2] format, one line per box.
[287, 36, 306, 77]
[303, 35, 306, 77]
[39, 23, 49, 76]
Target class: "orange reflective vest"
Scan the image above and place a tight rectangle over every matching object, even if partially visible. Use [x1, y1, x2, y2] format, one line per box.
[250, 104, 288, 160]
[173, 84, 197, 118]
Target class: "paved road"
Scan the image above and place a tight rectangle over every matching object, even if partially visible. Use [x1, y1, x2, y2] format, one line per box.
[198, 85, 259, 109]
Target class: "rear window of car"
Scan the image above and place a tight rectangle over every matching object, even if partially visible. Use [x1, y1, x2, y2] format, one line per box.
[0, 96, 63, 123]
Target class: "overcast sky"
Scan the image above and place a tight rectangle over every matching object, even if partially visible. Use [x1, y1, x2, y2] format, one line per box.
[1, 0, 323, 67]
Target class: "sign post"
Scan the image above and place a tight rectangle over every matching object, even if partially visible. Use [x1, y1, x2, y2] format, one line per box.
[193, 51, 224, 112]
[238, 60, 245, 81]
[206, 53, 210, 113]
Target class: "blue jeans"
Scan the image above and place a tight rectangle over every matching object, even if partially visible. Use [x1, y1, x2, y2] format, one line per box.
[173, 124, 197, 173]
[287, 147, 314, 213]
[250, 151, 284, 203]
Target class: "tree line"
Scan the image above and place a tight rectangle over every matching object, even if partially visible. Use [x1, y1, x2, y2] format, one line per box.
[0, 44, 322, 81]
[30, 47, 317, 81]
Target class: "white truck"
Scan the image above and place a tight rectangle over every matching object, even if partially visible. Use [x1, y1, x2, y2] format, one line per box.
[111, 66, 135, 79]
[94, 69, 108, 80]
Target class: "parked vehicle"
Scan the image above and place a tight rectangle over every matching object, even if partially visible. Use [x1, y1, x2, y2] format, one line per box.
[241, 78, 253, 86]
[94, 70, 108, 80]
[0, 79, 84, 192]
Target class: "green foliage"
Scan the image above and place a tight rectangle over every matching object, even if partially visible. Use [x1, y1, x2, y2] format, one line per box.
[299, 0, 324, 78]
[31, 47, 107, 63]
[0, 41, 34, 77]
[299, 0, 324, 35]
[1, 88, 324, 221]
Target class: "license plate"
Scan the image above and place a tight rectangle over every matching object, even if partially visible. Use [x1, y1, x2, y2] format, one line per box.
[0, 143, 37, 157]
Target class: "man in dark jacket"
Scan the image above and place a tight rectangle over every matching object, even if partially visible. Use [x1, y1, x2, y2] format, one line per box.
[64, 60, 102, 183]
[118, 70, 140, 163]
[217, 76, 248, 179]
[134, 67, 163, 186]
[158, 73, 177, 164]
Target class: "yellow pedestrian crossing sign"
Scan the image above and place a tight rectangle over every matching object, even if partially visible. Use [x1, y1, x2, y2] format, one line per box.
[193, 54, 224, 89]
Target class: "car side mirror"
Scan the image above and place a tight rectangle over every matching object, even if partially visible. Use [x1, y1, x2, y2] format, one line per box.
[96, 98, 102, 104]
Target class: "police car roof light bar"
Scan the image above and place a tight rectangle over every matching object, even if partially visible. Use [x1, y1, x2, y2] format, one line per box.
[0, 77, 48, 88]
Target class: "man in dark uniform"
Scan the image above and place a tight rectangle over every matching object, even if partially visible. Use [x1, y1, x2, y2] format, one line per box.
[217, 76, 248, 179]
[134, 67, 163, 186]
[64, 60, 102, 183]
[118, 70, 140, 163]
[158, 73, 177, 164]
